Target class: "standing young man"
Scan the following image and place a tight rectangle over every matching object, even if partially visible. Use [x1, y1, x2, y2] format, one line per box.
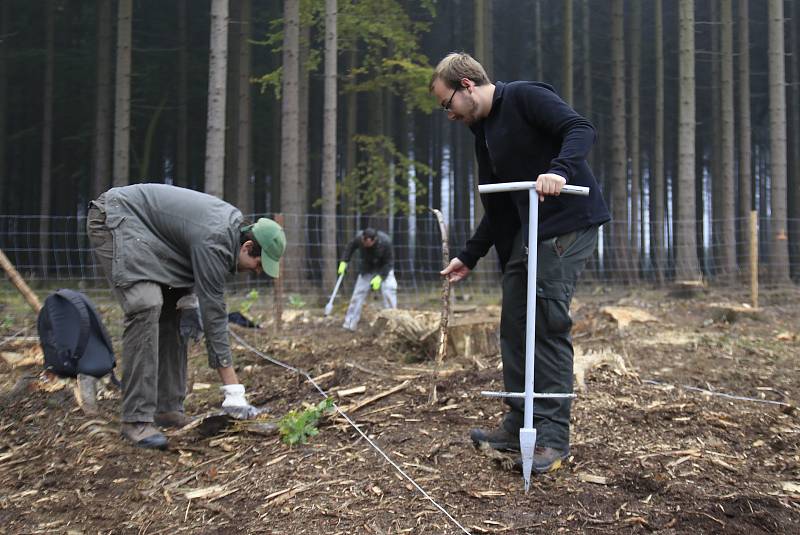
[338, 228, 397, 331]
[87, 183, 286, 449]
[431, 53, 610, 473]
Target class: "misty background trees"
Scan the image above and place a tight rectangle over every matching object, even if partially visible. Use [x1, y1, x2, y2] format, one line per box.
[1, 0, 800, 288]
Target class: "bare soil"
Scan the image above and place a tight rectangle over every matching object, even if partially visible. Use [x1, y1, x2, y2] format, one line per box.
[1, 288, 799, 534]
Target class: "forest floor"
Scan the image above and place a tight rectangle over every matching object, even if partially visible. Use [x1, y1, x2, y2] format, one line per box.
[0, 286, 799, 534]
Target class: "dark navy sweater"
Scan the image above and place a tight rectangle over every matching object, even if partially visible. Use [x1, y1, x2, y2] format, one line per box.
[342, 230, 393, 278]
[457, 81, 611, 271]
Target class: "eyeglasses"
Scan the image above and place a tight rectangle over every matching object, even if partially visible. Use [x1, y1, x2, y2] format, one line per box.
[441, 88, 458, 112]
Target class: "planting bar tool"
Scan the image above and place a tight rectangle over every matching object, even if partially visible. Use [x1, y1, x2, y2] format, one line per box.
[324, 272, 345, 316]
[477, 180, 588, 492]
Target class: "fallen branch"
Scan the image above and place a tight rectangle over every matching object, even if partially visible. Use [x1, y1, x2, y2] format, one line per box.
[643, 379, 794, 408]
[429, 208, 450, 404]
[0, 248, 41, 313]
[340, 380, 410, 413]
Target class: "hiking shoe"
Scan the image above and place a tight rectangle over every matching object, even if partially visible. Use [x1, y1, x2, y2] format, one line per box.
[469, 426, 520, 452]
[154, 411, 194, 429]
[121, 422, 168, 450]
[514, 446, 569, 474]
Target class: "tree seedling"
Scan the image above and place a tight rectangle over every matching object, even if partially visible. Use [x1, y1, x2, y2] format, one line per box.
[278, 398, 335, 445]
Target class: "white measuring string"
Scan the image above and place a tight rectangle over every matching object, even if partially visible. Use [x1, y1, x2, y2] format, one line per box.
[230, 330, 473, 535]
[643, 379, 793, 407]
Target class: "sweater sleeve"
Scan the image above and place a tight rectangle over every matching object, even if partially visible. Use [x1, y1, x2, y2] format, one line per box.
[516, 85, 596, 183]
[191, 242, 233, 368]
[457, 213, 494, 269]
[341, 235, 360, 263]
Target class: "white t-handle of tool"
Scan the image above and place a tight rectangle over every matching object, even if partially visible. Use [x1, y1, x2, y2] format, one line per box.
[477, 180, 589, 492]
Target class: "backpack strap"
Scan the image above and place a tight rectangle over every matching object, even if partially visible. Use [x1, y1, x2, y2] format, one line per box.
[80, 291, 115, 354]
[80, 293, 121, 386]
[54, 289, 91, 361]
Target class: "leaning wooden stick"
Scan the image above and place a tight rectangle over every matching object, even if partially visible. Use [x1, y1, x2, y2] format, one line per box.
[428, 208, 451, 404]
[0, 248, 42, 313]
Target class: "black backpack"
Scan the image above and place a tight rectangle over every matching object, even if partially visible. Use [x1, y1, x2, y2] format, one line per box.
[37, 289, 117, 380]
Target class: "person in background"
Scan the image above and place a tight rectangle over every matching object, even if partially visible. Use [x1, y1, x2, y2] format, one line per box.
[338, 228, 397, 331]
[87, 183, 286, 450]
[430, 52, 610, 473]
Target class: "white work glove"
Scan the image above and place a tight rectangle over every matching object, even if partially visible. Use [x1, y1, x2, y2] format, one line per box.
[220, 384, 262, 419]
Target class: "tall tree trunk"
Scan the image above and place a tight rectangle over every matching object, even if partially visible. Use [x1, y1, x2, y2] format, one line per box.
[343, 48, 357, 239]
[767, 0, 790, 283]
[709, 0, 722, 279]
[737, 0, 753, 279]
[580, 0, 591, 118]
[628, 0, 641, 278]
[280, 0, 302, 287]
[224, 0, 240, 202]
[473, 0, 490, 227]
[237, 0, 252, 216]
[322, 0, 337, 295]
[653, 0, 665, 284]
[40, 1, 54, 272]
[789, 0, 800, 278]
[580, 0, 592, 172]
[718, 0, 736, 282]
[676, 0, 701, 280]
[474, 0, 492, 77]
[0, 0, 8, 213]
[113, 0, 132, 187]
[610, 0, 630, 281]
[562, 0, 573, 104]
[92, 0, 113, 198]
[176, 0, 188, 188]
[205, 0, 228, 198]
[297, 21, 310, 221]
[534, 0, 542, 80]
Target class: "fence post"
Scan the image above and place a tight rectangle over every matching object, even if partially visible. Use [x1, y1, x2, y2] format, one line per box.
[750, 210, 758, 308]
[274, 213, 284, 332]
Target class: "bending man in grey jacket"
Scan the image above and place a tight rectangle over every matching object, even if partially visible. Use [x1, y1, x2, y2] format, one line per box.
[87, 184, 286, 449]
[338, 228, 397, 331]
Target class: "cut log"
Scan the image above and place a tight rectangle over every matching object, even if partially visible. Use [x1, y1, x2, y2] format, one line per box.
[422, 316, 499, 360]
[704, 303, 762, 323]
[374, 308, 500, 360]
[668, 279, 706, 299]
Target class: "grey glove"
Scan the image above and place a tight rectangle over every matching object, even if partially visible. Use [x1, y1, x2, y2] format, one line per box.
[177, 294, 203, 343]
[220, 384, 263, 420]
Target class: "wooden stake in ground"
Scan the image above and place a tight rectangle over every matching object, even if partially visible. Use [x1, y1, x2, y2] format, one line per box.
[0, 248, 42, 313]
[429, 208, 451, 404]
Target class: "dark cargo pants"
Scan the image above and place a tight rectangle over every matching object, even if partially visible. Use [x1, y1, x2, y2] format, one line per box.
[500, 225, 599, 451]
[87, 198, 189, 423]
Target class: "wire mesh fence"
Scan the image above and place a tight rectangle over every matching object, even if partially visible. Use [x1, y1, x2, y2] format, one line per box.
[1, 213, 799, 308]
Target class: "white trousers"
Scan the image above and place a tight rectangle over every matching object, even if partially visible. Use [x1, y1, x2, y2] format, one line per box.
[342, 270, 397, 330]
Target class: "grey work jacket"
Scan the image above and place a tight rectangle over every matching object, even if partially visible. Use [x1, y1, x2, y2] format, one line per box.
[100, 184, 242, 366]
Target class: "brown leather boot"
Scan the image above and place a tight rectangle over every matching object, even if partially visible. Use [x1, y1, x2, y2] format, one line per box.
[154, 411, 194, 429]
[469, 426, 520, 452]
[120, 422, 168, 449]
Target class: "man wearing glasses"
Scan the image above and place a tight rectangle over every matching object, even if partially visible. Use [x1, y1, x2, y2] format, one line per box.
[430, 52, 610, 473]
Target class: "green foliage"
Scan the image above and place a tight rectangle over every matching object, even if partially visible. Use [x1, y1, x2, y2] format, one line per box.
[288, 294, 306, 309]
[253, 0, 437, 113]
[339, 135, 432, 215]
[278, 398, 335, 446]
[239, 289, 260, 315]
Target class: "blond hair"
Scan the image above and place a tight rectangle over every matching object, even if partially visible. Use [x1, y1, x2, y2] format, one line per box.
[429, 52, 491, 91]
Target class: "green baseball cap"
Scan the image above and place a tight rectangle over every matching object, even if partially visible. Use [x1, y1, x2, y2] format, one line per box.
[249, 218, 286, 278]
